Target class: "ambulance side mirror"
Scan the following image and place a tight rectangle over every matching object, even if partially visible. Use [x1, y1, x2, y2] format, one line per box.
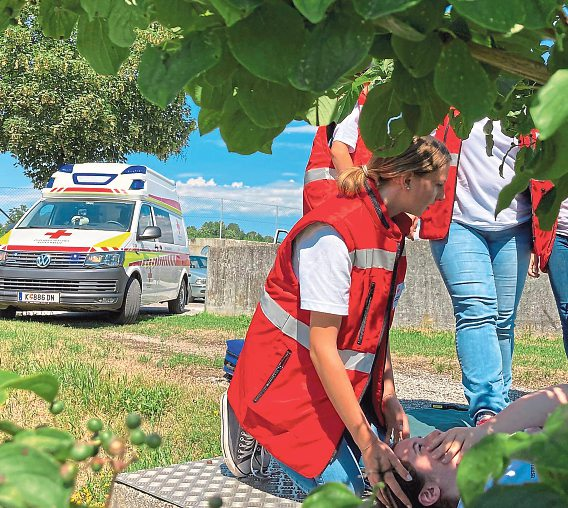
[138, 226, 161, 240]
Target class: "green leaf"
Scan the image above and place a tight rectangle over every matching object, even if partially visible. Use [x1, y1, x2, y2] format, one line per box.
[369, 34, 395, 59]
[452, 0, 526, 31]
[0, 420, 23, 436]
[304, 95, 342, 126]
[0, 0, 26, 32]
[198, 109, 222, 135]
[352, 0, 422, 20]
[200, 80, 234, 111]
[39, 0, 81, 39]
[293, 0, 336, 24]
[227, 0, 304, 85]
[76, 14, 130, 75]
[0, 371, 59, 404]
[531, 70, 568, 140]
[392, 32, 442, 78]
[392, 65, 435, 105]
[0, 443, 72, 507]
[289, 8, 374, 94]
[79, 0, 111, 20]
[402, 98, 449, 136]
[151, 0, 219, 32]
[375, 14, 426, 41]
[236, 70, 312, 128]
[470, 484, 568, 508]
[525, 124, 568, 183]
[138, 33, 222, 108]
[359, 82, 405, 152]
[13, 428, 75, 462]
[219, 100, 284, 154]
[395, 0, 447, 34]
[495, 169, 531, 218]
[434, 40, 496, 123]
[519, 0, 560, 30]
[304, 482, 362, 507]
[209, 0, 262, 27]
[108, 0, 149, 47]
[200, 43, 239, 88]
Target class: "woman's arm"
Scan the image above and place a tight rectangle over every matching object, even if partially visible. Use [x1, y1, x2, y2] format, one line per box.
[309, 311, 411, 508]
[382, 344, 410, 444]
[330, 141, 355, 174]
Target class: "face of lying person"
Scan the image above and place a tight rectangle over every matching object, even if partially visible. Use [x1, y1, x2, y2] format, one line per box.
[393, 437, 460, 507]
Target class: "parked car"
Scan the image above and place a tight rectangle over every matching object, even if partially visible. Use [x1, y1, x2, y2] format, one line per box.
[189, 255, 207, 302]
[0, 163, 190, 324]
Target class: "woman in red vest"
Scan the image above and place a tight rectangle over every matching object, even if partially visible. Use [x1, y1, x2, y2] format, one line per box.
[420, 116, 535, 426]
[221, 136, 451, 507]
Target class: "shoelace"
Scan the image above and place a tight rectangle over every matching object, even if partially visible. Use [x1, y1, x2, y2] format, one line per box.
[251, 441, 269, 478]
[237, 432, 256, 460]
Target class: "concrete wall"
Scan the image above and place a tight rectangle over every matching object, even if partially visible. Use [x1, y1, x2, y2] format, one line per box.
[188, 238, 263, 256]
[205, 240, 561, 333]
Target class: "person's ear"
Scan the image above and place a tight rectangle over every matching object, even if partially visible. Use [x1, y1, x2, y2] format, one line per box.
[403, 175, 412, 190]
[419, 484, 441, 506]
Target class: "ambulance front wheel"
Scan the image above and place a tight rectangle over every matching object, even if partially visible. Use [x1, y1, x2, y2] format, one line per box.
[168, 279, 187, 314]
[111, 277, 141, 325]
[0, 307, 16, 319]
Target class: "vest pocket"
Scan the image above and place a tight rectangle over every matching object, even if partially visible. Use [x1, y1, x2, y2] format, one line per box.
[253, 350, 292, 403]
[357, 282, 375, 345]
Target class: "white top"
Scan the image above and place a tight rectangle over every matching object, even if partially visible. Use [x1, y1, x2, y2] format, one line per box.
[292, 223, 352, 315]
[556, 199, 568, 237]
[453, 119, 532, 231]
[332, 104, 361, 153]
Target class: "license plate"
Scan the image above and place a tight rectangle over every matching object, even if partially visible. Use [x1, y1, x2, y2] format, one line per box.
[18, 292, 60, 304]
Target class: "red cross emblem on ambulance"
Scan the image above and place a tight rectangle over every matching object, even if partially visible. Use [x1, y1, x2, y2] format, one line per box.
[45, 230, 72, 239]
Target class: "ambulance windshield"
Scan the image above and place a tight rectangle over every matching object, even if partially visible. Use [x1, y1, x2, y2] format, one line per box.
[19, 200, 135, 232]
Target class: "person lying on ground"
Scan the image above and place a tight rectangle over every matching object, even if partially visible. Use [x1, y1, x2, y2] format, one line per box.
[388, 384, 568, 507]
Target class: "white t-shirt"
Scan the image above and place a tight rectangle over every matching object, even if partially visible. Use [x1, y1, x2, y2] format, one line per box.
[453, 119, 532, 231]
[556, 199, 568, 237]
[292, 223, 352, 315]
[332, 104, 361, 153]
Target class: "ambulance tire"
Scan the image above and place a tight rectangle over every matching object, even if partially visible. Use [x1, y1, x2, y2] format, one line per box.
[168, 279, 187, 314]
[0, 307, 16, 319]
[111, 277, 141, 325]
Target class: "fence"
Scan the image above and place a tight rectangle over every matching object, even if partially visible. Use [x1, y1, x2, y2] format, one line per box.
[0, 188, 302, 238]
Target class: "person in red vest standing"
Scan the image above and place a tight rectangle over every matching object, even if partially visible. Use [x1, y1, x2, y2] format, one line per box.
[421, 114, 536, 426]
[221, 136, 451, 507]
[302, 89, 372, 215]
[528, 185, 568, 358]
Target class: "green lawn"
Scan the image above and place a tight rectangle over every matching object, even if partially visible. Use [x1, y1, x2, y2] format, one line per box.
[0, 312, 566, 505]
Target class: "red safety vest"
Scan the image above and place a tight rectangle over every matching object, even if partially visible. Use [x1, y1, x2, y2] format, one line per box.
[302, 89, 372, 215]
[531, 180, 556, 270]
[420, 117, 555, 263]
[228, 181, 409, 478]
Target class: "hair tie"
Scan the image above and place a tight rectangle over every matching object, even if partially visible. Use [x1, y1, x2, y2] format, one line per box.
[361, 164, 368, 176]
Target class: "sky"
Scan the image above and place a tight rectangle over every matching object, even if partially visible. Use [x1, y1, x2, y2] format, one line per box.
[0, 100, 316, 235]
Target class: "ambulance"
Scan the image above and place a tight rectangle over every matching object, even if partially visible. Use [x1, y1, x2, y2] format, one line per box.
[0, 163, 190, 324]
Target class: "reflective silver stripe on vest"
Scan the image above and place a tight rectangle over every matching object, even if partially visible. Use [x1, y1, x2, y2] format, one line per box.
[304, 167, 338, 185]
[349, 248, 397, 271]
[451, 153, 459, 166]
[260, 290, 375, 374]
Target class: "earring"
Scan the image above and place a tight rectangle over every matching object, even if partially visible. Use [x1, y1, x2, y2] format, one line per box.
[406, 185, 411, 190]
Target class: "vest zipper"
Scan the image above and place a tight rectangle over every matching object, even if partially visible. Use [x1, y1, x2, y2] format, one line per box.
[253, 350, 292, 403]
[357, 282, 375, 345]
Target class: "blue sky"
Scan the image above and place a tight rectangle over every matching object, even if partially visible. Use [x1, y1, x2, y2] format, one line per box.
[0, 100, 316, 235]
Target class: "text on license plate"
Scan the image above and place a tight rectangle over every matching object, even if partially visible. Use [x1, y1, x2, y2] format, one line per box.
[18, 292, 60, 303]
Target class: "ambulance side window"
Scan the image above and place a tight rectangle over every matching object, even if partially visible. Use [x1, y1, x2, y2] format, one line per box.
[138, 204, 154, 238]
[153, 207, 174, 244]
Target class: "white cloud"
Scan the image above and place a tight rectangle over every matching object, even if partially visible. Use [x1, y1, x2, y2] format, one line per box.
[273, 141, 312, 150]
[183, 176, 217, 187]
[281, 172, 298, 177]
[231, 181, 244, 188]
[283, 125, 318, 134]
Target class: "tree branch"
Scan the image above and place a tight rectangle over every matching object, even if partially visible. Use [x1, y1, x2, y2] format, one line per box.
[468, 43, 550, 85]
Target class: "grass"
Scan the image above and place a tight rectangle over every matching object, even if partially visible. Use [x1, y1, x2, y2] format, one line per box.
[0, 311, 566, 505]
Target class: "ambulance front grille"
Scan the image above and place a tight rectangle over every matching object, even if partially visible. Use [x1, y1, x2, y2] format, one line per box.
[5, 251, 87, 269]
[0, 278, 118, 293]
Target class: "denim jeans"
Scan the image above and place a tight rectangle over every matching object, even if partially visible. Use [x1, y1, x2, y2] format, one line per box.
[547, 233, 568, 357]
[430, 221, 532, 420]
[276, 402, 385, 497]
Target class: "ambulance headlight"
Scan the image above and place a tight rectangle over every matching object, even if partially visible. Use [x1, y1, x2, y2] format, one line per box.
[0, 251, 6, 265]
[84, 251, 125, 268]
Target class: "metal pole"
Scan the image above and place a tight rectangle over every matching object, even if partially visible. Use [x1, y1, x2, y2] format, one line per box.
[219, 199, 223, 239]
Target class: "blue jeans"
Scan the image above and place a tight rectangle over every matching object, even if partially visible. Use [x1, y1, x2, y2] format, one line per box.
[547, 233, 568, 357]
[430, 221, 531, 420]
[276, 403, 385, 497]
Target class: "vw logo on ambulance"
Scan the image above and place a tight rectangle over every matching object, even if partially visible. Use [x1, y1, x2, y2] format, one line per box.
[36, 254, 51, 268]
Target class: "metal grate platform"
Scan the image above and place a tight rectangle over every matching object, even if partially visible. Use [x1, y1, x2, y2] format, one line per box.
[116, 457, 305, 507]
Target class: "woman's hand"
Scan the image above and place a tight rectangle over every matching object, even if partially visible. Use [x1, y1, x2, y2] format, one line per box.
[382, 394, 410, 445]
[528, 252, 540, 278]
[360, 436, 412, 508]
[423, 427, 481, 464]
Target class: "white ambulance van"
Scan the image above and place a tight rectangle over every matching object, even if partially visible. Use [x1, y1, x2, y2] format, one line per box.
[0, 163, 190, 324]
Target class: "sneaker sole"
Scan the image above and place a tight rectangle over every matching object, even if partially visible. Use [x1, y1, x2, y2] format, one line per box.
[220, 391, 248, 478]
